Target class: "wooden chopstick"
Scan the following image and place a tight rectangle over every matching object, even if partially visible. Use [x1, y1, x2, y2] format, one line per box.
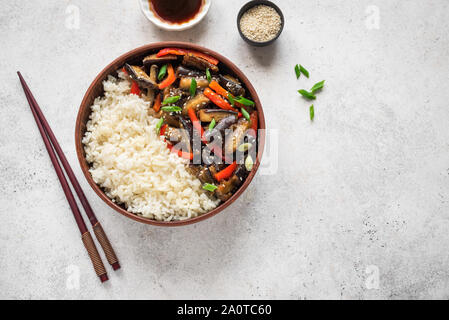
[17, 72, 112, 282]
[17, 72, 120, 271]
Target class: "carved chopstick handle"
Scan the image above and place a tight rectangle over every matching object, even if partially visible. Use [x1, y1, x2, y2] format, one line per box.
[81, 232, 108, 282]
[93, 223, 120, 270]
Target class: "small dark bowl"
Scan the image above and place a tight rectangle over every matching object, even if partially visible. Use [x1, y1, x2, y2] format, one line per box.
[237, 0, 284, 47]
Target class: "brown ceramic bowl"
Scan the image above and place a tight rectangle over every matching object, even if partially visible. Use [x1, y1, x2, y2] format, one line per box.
[75, 42, 265, 226]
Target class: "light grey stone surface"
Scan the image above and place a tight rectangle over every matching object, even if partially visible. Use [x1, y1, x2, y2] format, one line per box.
[1, 0, 449, 300]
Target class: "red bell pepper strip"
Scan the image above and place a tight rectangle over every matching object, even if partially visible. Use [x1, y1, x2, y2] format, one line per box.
[160, 124, 193, 160]
[209, 80, 228, 97]
[158, 64, 175, 89]
[156, 48, 219, 66]
[130, 80, 141, 95]
[209, 81, 245, 109]
[153, 93, 161, 112]
[122, 67, 128, 75]
[249, 111, 258, 137]
[160, 124, 168, 136]
[214, 161, 238, 182]
[187, 108, 207, 144]
[204, 88, 239, 113]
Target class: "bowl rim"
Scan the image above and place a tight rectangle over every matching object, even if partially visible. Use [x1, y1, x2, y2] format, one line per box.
[139, 0, 211, 31]
[237, 0, 285, 47]
[75, 41, 266, 227]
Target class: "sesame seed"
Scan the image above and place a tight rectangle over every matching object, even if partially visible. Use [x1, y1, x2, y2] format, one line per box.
[239, 5, 282, 43]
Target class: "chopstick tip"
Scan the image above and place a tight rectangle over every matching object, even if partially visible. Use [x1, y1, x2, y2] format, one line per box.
[100, 274, 109, 283]
[112, 262, 121, 271]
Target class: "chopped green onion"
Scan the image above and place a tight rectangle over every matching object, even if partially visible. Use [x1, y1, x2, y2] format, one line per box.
[310, 105, 314, 121]
[298, 89, 316, 100]
[241, 107, 251, 121]
[209, 118, 216, 130]
[310, 80, 325, 94]
[162, 96, 180, 105]
[237, 143, 253, 152]
[156, 117, 164, 133]
[299, 65, 309, 78]
[227, 94, 235, 107]
[161, 106, 182, 112]
[206, 68, 211, 82]
[235, 96, 255, 106]
[190, 78, 197, 97]
[295, 64, 301, 79]
[245, 155, 254, 171]
[202, 183, 217, 192]
[158, 64, 167, 80]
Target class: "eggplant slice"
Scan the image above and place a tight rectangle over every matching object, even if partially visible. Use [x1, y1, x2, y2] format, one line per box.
[219, 74, 245, 97]
[125, 64, 158, 89]
[179, 77, 210, 91]
[182, 53, 219, 73]
[198, 109, 238, 122]
[224, 118, 251, 154]
[143, 54, 178, 66]
[182, 93, 210, 116]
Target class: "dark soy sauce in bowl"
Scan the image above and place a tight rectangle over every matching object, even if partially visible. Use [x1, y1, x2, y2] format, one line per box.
[149, 0, 204, 25]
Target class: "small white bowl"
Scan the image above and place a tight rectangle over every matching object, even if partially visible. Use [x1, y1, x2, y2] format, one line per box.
[139, 0, 211, 31]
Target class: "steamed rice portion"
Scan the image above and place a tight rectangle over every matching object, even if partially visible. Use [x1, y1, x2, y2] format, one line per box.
[82, 74, 219, 221]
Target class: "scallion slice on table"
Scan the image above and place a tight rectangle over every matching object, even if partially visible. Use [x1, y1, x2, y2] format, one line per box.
[241, 107, 251, 121]
[209, 118, 216, 130]
[162, 96, 180, 105]
[299, 65, 309, 78]
[311, 80, 325, 94]
[202, 183, 217, 192]
[298, 89, 316, 100]
[161, 106, 182, 112]
[156, 117, 164, 133]
[310, 105, 314, 121]
[206, 68, 212, 82]
[190, 78, 197, 97]
[158, 64, 167, 80]
[295, 64, 301, 79]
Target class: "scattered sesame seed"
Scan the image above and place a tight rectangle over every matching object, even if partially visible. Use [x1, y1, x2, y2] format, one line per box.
[239, 5, 282, 43]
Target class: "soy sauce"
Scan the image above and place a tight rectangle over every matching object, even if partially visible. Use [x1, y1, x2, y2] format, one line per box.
[149, 0, 203, 25]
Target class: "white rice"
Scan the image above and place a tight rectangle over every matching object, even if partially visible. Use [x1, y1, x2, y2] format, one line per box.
[82, 73, 219, 221]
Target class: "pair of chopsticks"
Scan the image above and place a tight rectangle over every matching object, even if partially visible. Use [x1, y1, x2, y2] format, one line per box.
[17, 72, 120, 283]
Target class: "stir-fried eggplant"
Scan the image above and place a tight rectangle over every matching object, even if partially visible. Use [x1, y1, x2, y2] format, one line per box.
[143, 53, 178, 66]
[120, 47, 259, 205]
[204, 116, 237, 141]
[215, 175, 241, 201]
[182, 93, 210, 116]
[179, 77, 210, 90]
[176, 65, 205, 78]
[224, 118, 251, 154]
[125, 64, 158, 89]
[198, 109, 238, 122]
[142, 64, 158, 106]
[182, 53, 219, 73]
[219, 74, 245, 97]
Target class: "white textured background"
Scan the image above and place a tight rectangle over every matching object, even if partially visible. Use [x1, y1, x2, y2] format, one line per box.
[1, 0, 449, 299]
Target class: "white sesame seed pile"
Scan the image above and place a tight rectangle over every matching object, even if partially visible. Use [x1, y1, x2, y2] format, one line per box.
[239, 5, 282, 42]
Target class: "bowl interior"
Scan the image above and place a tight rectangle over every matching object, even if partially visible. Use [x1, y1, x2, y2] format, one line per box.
[237, 0, 285, 47]
[75, 42, 265, 226]
[139, 0, 211, 31]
